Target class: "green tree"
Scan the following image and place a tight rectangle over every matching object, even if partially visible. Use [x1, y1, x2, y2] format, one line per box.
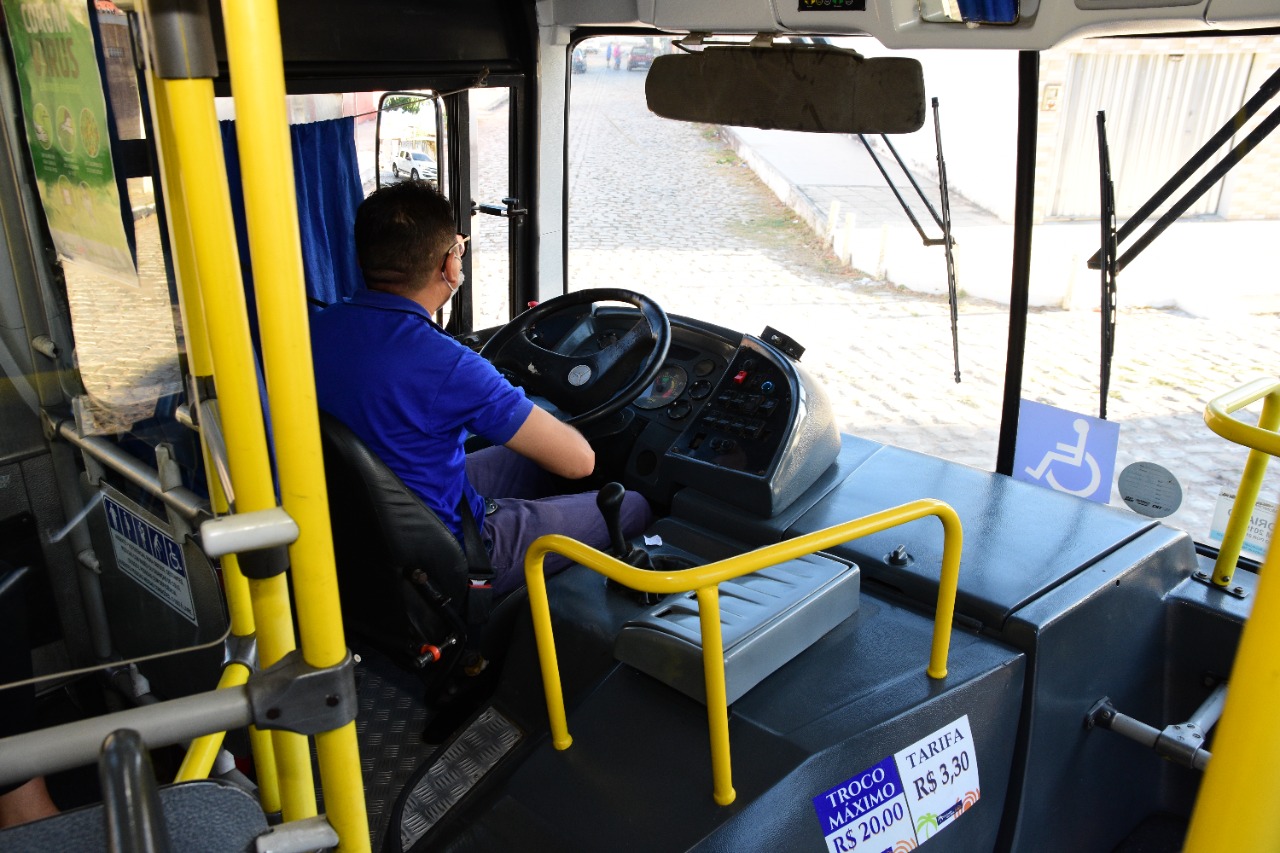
[383, 95, 429, 114]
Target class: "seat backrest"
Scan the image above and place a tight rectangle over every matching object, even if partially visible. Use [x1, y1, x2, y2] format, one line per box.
[318, 411, 469, 655]
[0, 779, 268, 853]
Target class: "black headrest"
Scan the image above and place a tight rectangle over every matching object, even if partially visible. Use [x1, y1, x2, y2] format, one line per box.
[319, 411, 469, 605]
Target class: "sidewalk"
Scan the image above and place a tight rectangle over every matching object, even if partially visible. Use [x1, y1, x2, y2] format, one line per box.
[725, 126, 1280, 318]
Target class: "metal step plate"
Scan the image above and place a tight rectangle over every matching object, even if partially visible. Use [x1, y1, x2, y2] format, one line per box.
[398, 706, 523, 851]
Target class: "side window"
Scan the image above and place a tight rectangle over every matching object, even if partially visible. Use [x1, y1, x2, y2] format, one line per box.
[469, 87, 513, 329]
[63, 8, 183, 437]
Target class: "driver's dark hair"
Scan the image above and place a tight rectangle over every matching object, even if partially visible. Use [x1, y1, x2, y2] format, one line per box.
[355, 180, 455, 293]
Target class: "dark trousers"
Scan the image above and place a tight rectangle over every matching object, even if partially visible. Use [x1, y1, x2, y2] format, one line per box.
[465, 447, 653, 596]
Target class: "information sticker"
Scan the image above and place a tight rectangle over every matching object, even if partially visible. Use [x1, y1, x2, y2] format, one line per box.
[1209, 490, 1277, 559]
[812, 715, 980, 851]
[813, 755, 915, 853]
[894, 715, 980, 843]
[103, 491, 196, 625]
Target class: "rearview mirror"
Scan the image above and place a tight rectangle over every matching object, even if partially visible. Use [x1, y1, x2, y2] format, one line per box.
[646, 45, 925, 134]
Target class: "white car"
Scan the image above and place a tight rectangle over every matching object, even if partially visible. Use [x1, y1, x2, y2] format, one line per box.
[391, 149, 437, 180]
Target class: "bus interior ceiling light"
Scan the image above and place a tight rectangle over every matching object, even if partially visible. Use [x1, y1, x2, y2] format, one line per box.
[645, 44, 926, 135]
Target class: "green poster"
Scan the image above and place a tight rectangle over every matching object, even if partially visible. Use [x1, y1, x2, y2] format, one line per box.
[4, 0, 136, 282]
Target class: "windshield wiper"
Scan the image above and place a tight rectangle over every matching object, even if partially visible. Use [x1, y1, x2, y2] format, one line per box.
[1087, 66, 1280, 275]
[857, 96, 962, 383]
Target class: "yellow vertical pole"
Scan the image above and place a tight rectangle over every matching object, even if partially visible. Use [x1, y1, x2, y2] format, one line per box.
[1184, 504, 1280, 851]
[928, 507, 963, 679]
[151, 73, 315, 819]
[144, 68, 280, 806]
[1188, 380, 1280, 850]
[696, 587, 736, 806]
[159, 76, 314, 815]
[526, 551, 573, 750]
[217, 2, 369, 847]
[146, 73, 257, 644]
[1210, 393, 1279, 586]
[143, 0, 325, 814]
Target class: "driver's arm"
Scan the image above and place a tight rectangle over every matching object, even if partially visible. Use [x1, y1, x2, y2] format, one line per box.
[504, 405, 595, 479]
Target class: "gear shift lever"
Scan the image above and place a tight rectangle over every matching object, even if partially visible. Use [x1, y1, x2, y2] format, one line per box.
[596, 482, 630, 558]
[596, 482, 655, 573]
[597, 482, 660, 604]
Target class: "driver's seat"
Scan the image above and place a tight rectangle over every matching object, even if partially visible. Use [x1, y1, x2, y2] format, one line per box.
[319, 412, 517, 688]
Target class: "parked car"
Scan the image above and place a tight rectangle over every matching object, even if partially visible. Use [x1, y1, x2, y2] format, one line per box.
[572, 49, 587, 74]
[627, 45, 654, 71]
[392, 149, 437, 180]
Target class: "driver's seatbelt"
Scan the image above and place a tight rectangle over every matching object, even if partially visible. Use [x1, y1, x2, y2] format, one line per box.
[456, 496, 494, 647]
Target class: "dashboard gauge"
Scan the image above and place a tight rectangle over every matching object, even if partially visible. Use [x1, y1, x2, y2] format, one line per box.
[693, 358, 717, 377]
[634, 365, 688, 410]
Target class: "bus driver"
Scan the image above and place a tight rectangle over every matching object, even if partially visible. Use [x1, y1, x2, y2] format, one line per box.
[311, 180, 652, 596]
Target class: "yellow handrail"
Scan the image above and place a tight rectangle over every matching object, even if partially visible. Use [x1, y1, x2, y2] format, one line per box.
[148, 71, 269, 797]
[157, 75, 315, 818]
[220, 1, 369, 848]
[524, 499, 963, 807]
[1185, 378, 1280, 850]
[1203, 377, 1280, 586]
[1184, 490, 1280, 850]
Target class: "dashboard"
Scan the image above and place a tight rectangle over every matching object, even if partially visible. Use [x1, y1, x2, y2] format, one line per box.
[590, 309, 841, 518]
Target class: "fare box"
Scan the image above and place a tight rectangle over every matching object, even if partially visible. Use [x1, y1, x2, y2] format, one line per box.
[894, 715, 981, 843]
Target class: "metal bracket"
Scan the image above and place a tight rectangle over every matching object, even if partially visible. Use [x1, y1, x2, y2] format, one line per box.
[30, 335, 58, 359]
[181, 377, 236, 507]
[246, 650, 358, 736]
[199, 507, 299, 560]
[254, 815, 340, 853]
[475, 197, 527, 219]
[1156, 720, 1210, 770]
[155, 444, 191, 539]
[223, 632, 258, 673]
[1086, 683, 1226, 771]
[1192, 569, 1248, 600]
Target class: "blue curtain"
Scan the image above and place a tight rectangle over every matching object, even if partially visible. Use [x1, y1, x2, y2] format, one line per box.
[219, 115, 365, 334]
[218, 116, 365, 488]
[956, 0, 1018, 23]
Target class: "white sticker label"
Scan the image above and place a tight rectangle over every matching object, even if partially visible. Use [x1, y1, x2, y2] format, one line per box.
[103, 492, 196, 625]
[1209, 490, 1277, 559]
[895, 715, 981, 843]
[813, 715, 980, 851]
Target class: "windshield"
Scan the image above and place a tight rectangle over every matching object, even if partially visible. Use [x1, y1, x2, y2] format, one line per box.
[567, 34, 1280, 549]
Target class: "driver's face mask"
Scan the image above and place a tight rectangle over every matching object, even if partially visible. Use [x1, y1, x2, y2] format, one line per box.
[447, 269, 465, 297]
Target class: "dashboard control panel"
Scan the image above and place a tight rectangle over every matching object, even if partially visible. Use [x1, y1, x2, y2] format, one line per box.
[671, 339, 792, 474]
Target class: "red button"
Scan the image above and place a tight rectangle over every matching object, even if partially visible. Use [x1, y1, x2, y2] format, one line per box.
[733, 370, 748, 385]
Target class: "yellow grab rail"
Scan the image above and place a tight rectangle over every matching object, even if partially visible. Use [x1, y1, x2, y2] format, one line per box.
[1203, 377, 1280, 586]
[148, 71, 268, 796]
[157, 75, 314, 818]
[1185, 378, 1280, 849]
[218, 1, 370, 847]
[1184, 486, 1280, 850]
[524, 499, 963, 807]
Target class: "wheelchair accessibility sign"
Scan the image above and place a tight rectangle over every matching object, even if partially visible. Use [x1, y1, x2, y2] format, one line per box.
[1013, 400, 1119, 503]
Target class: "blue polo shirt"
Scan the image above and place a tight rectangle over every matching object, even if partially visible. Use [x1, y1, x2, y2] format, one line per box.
[311, 289, 534, 538]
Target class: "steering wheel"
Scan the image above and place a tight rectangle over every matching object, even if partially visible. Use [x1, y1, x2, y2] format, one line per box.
[480, 288, 671, 427]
